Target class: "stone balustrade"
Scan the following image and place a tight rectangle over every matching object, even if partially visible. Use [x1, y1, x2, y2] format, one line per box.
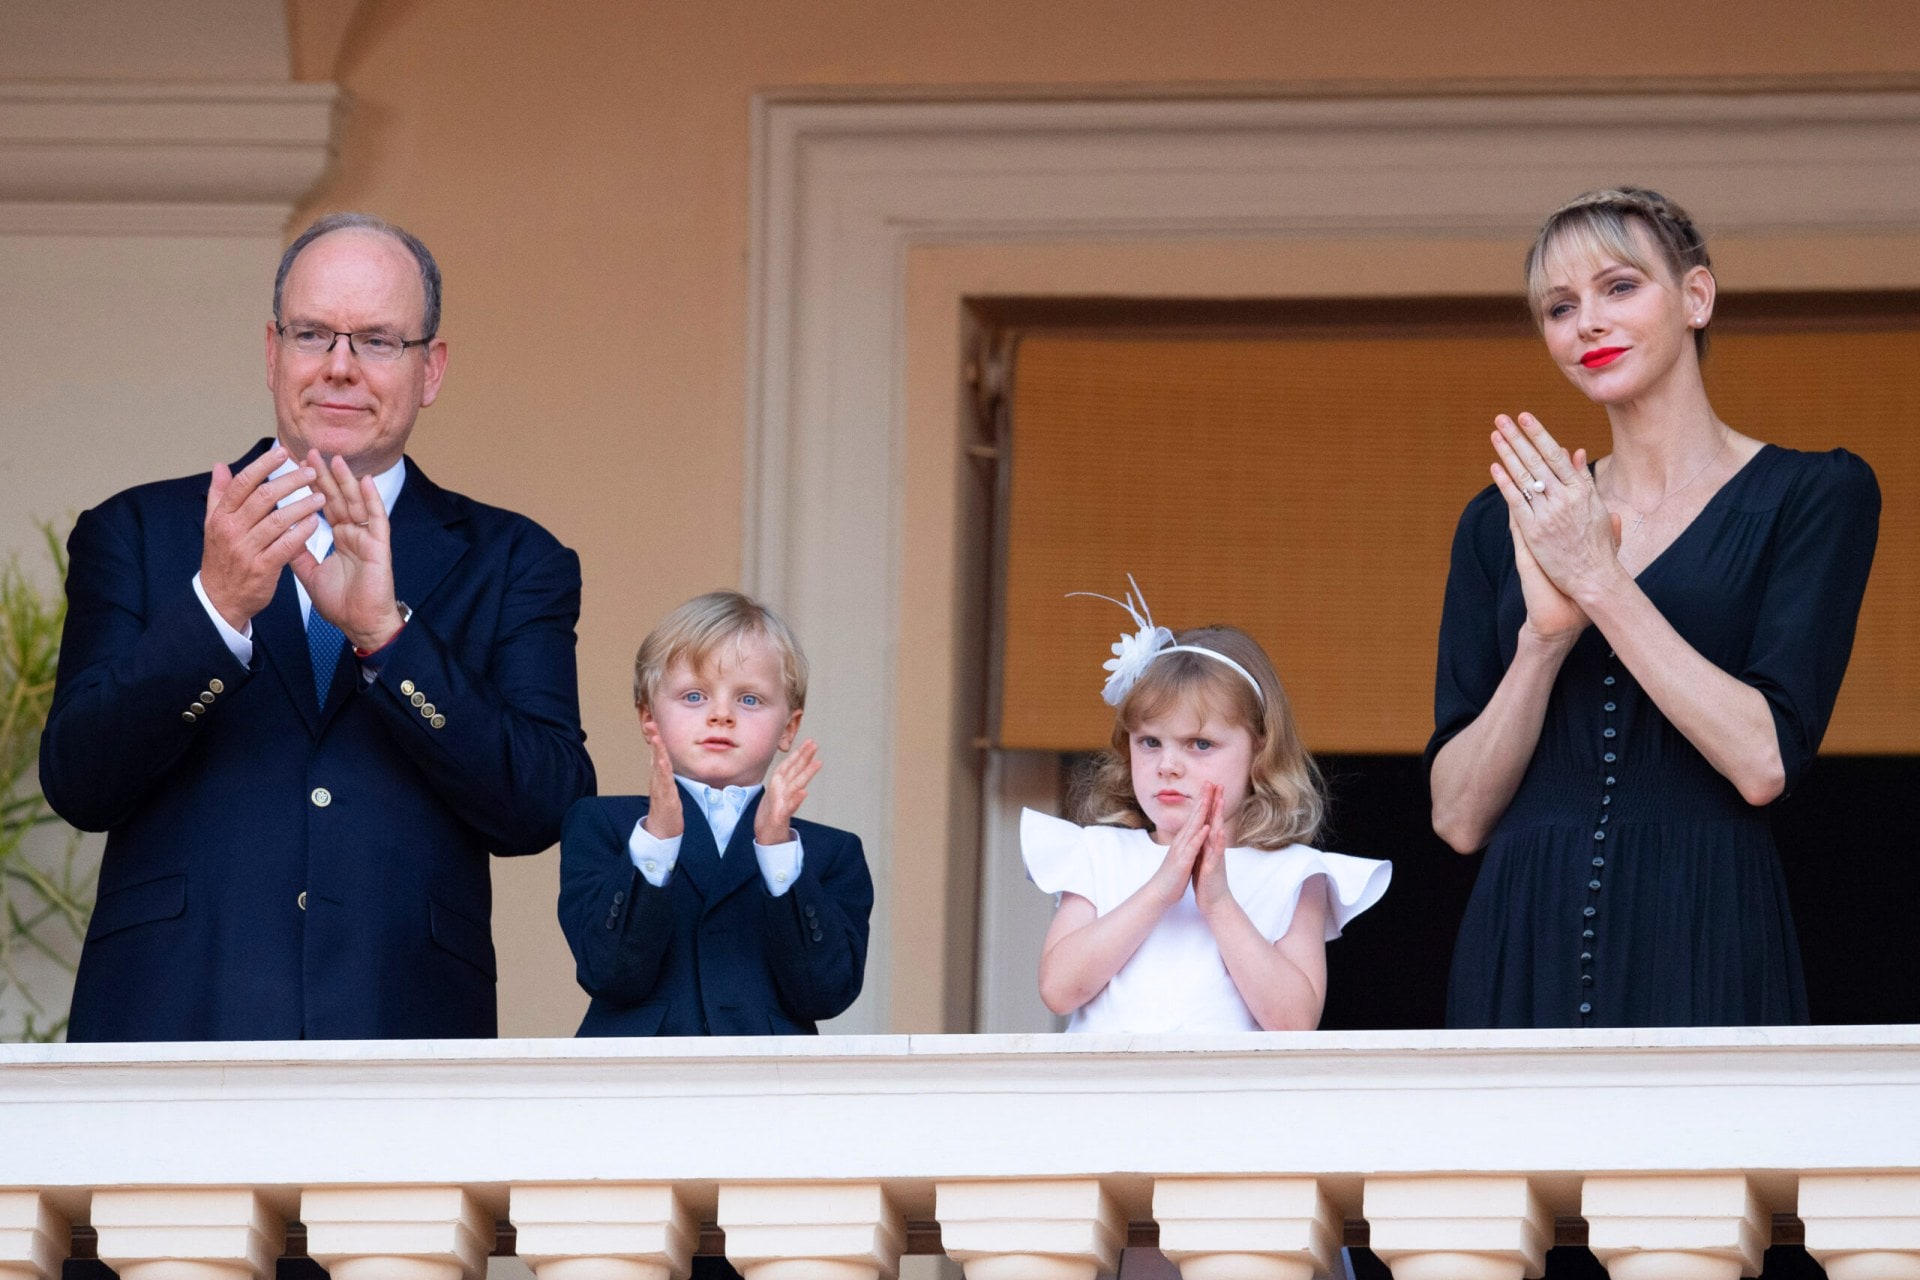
[2, 1028, 1917, 1280]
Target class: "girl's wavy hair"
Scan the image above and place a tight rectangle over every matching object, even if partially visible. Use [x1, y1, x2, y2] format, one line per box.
[1072, 625, 1326, 849]
[1524, 186, 1714, 358]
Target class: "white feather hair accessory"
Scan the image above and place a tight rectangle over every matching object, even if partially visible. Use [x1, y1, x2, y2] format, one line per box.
[1069, 575, 1265, 708]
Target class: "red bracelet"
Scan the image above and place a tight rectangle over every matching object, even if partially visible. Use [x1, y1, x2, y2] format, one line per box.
[353, 622, 405, 660]
[353, 602, 413, 659]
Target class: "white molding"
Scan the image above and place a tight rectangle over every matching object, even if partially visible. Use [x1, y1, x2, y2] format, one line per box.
[1, 1030, 1918, 1192]
[0, 81, 340, 235]
[745, 89, 1920, 1032]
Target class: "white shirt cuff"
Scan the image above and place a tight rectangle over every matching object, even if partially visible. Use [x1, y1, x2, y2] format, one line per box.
[627, 821, 681, 887]
[192, 571, 253, 665]
[755, 832, 804, 897]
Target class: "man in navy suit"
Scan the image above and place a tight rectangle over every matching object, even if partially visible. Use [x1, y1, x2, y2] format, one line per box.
[41, 213, 595, 1041]
[559, 591, 871, 1036]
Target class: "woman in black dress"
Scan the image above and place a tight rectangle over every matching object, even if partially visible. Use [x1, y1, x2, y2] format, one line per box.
[1428, 188, 1880, 1028]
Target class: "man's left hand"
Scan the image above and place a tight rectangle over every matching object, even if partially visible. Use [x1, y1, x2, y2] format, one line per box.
[291, 451, 406, 652]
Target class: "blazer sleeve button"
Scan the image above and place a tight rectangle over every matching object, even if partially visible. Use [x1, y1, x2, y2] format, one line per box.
[401, 679, 416, 696]
[208, 677, 225, 694]
[430, 714, 446, 729]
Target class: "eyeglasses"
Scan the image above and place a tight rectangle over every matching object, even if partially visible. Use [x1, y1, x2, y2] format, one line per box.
[275, 323, 430, 362]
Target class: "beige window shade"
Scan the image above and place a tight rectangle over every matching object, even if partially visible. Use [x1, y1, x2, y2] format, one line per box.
[998, 325, 1918, 754]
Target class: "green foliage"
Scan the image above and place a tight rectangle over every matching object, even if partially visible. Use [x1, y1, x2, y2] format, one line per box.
[0, 523, 91, 1042]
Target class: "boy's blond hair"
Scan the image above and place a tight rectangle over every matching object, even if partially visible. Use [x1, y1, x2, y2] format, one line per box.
[633, 591, 809, 710]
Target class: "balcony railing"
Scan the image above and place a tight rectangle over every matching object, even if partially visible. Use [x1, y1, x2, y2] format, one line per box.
[2, 1028, 1916, 1280]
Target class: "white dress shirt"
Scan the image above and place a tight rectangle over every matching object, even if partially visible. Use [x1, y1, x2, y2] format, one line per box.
[193, 447, 407, 664]
[628, 776, 804, 898]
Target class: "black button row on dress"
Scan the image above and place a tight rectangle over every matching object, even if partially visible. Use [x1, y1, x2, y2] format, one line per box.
[1583, 654, 1622, 1025]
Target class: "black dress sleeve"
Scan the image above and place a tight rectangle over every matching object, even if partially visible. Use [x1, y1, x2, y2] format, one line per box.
[1425, 486, 1512, 775]
[1740, 448, 1880, 796]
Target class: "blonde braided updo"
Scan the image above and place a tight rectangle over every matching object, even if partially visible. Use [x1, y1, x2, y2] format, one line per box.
[1524, 187, 1714, 357]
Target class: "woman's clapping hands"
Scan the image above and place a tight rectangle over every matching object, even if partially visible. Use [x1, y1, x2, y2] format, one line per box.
[1490, 413, 1622, 642]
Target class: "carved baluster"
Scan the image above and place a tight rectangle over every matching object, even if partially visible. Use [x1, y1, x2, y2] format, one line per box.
[0, 1192, 67, 1280]
[1366, 1176, 1551, 1280]
[92, 1189, 283, 1280]
[936, 1180, 1124, 1280]
[1154, 1176, 1341, 1280]
[512, 1183, 697, 1280]
[1583, 1174, 1767, 1280]
[718, 1184, 904, 1280]
[1799, 1173, 1920, 1280]
[302, 1186, 493, 1280]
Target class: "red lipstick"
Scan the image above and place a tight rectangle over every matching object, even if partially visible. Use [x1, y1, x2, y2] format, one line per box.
[1581, 347, 1627, 369]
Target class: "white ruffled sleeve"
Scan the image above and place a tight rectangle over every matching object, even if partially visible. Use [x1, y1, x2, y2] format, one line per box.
[1233, 847, 1392, 943]
[1020, 808, 1101, 903]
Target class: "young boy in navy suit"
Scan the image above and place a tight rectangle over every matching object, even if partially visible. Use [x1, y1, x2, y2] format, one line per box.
[559, 591, 873, 1036]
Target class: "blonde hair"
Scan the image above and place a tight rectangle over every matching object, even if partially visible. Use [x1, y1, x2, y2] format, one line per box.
[1524, 186, 1713, 357]
[633, 590, 808, 710]
[1074, 625, 1326, 849]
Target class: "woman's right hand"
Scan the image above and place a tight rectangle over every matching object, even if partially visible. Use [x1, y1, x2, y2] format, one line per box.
[1508, 512, 1590, 644]
[1491, 421, 1625, 645]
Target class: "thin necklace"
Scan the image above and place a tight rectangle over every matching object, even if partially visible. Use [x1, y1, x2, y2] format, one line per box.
[1605, 430, 1730, 537]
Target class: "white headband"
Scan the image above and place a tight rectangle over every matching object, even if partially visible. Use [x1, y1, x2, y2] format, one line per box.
[1069, 576, 1265, 708]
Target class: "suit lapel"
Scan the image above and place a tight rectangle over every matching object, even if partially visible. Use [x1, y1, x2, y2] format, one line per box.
[670, 782, 727, 903]
[669, 785, 767, 905]
[315, 620, 356, 724]
[386, 459, 468, 625]
[257, 568, 324, 736]
[713, 791, 768, 900]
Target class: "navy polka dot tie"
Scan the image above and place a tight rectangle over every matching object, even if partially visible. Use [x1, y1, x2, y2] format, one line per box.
[307, 545, 346, 706]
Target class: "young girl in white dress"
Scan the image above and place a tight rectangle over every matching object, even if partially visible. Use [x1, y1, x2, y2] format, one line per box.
[1025, 584, 1391, 1033]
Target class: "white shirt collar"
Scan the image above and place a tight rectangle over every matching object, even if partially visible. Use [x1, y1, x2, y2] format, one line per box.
[675, 776, 764, 853]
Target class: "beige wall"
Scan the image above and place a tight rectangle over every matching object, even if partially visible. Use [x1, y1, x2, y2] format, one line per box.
[276, 0, 1920, 1036]
[0, 0, 288, 79]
